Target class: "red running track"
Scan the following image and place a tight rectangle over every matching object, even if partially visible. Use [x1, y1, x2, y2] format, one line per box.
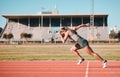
[0, 61, 120, 77]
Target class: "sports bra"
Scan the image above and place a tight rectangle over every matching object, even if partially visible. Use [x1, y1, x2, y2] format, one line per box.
[70, 33, 79, 39]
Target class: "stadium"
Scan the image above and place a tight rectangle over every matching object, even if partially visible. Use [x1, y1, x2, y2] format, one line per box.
[0, 11, 108, 43]
[1, 0, 120, 77]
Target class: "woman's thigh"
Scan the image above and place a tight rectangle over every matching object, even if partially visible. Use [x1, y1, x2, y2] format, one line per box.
[71, 44, 82, 51]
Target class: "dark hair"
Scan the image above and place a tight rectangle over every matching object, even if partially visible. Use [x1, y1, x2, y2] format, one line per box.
[61, 27, 77, 34]
[61, 27, 67, 31]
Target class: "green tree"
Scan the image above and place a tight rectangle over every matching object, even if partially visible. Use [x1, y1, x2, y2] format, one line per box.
[20, 33, 32, 43]
[109, 33, 117, 39]
[20, 33, 32, 39]
[0, 27, 3, 37]
[116, 30, 120, 41]
[3, 33, 13, 44]
[27, 34, 32, 38]
[20, 33, 27, 39]
[3, 33, 8, 39]
[8, 33, 13, 39]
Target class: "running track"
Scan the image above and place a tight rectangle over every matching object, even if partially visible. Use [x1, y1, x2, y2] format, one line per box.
[0, 61, 120, 77]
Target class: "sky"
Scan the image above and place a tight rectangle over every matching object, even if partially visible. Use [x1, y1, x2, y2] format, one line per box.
[0, 0, 120, 31]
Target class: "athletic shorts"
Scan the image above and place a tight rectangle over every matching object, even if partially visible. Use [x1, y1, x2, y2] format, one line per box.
[75, 37, 88, 48]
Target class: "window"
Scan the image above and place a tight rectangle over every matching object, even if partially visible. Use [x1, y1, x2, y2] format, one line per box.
[62, 17, 71, 27]
[19, 18, 28, 26]
[9, 18, 18, 23]
[83, 17, 90, 24]
[30, 18, 39, 27]
[43, 18, 49, 27]
[94, 17, 103, 26]
[72, 17, 82, 26]
[51, 18, 60, 27]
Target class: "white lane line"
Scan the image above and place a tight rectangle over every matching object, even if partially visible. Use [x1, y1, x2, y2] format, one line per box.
[85, 61, 89, 77]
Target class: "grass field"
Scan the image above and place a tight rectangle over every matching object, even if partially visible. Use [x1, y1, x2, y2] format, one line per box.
[0, 44, 120, 61]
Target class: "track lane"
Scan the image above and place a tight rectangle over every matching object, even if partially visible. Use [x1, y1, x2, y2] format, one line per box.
[0, 61, 120, 77]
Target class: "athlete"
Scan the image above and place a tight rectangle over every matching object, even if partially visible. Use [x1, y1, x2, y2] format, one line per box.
[59, 23, 107, 68]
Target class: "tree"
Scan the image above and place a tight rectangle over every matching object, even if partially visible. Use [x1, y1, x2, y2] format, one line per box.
[0, 27, 3, 35]
[8, 33, 13, 39]
[27, 34, 32, 38]
[20, 33, 32, 39]
[3, 33, 13, 39]
[116, 30, 120, 41]
[20, 33, 32, 43]
[3, 33, 14, 44]
[109, 33, 117, 39]
[3, 33, 8, 39]
[20, 33, 27, 39]
[109, 30, 120, 42]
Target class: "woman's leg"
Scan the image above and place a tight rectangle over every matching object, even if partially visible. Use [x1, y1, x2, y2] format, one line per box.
[71, 44, 85, 64]
[84, 45, 104, 62]
[84, 45, 107, 68]
[71, 44, 83, 59]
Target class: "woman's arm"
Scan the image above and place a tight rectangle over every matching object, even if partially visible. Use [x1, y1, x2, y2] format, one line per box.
[59, 31, 69, 43]
[73, 23, 90, 31]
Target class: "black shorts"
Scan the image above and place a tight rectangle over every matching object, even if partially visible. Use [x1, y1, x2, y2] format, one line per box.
[75, 37, 88, 48]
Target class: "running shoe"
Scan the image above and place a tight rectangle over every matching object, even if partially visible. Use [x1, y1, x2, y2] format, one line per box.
[77, 58, 85, 64]
[103, 60, 107, 68]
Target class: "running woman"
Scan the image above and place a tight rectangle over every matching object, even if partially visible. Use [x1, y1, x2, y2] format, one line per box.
[59, 23, 107, 68]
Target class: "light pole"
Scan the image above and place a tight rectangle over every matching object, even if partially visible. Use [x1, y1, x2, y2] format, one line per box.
[90, 0, 94, 42]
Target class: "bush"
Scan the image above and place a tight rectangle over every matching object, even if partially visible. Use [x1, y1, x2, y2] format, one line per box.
[20, 33, 32, 39]
[109, 33, 117, 39]
[3, 33, 13, 39]
[8, 33, 13, 39]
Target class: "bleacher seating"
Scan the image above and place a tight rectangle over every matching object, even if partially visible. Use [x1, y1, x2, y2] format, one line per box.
[1, 21, 109, 42]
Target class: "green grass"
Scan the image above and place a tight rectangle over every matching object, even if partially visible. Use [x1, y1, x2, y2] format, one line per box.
[0, 44, 120, 61]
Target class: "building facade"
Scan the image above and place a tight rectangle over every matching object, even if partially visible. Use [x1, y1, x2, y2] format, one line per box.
[1, 14, 108, 42]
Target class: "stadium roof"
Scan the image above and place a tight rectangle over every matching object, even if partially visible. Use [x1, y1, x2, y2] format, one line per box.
[2, 14, 108, 19]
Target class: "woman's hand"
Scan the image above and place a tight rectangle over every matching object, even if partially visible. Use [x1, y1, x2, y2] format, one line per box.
[85, 23, 90, 27]
[59, 31, 65, 37]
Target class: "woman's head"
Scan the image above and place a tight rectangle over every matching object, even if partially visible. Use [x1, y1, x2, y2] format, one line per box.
[60, 27, 67, 31]
[59, 27, 67, 37]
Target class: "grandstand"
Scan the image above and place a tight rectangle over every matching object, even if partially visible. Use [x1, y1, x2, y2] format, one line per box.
[0, 13, 108, 43]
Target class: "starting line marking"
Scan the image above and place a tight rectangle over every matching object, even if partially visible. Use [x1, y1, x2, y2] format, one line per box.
[85, 61, 89, 77]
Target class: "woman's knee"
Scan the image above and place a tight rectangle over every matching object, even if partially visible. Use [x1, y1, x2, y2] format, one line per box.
[70, 47, 75, 52]
[70, 47, 78, 52]
[84, 46, 94, 55]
